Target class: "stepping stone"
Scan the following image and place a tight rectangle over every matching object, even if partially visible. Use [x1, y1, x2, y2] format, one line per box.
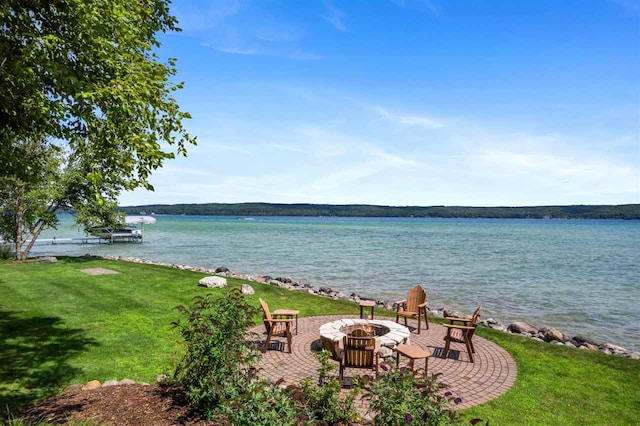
[80, 268, 120, 275]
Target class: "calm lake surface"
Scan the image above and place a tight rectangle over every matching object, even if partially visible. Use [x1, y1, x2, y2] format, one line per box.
[35, 215, 640, 351]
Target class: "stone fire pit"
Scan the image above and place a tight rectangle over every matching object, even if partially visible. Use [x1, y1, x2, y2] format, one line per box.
[319, 319, 411, 358]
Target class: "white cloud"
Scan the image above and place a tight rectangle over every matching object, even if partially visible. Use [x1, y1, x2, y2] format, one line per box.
[206, 40, 323, 61]
[609, 0, 640, 13]
[293, 126, 350, 157]
[300, 148, 427, 195]
[120, 85, 639, 207]
[207, 143, 253, 155]
[255, 25, 306, 43]
[186, 2, 324, 60]
[465, 148, 639, 198]
[303, 161, 382, 192]
[369, 105, 445, 129]
[215, 46, 262, 56]
[173, 0, 245, 32]
[266, 143, 306, 153]
[365, 148, 425, 168]
[392, 0, 439, 15]
[189, 139, 253, 155]
[321, 0, 348, 31]
[157, 166, 220, 178]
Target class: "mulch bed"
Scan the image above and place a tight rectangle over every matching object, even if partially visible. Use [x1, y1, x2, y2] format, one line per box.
[13, 385, 210, 425]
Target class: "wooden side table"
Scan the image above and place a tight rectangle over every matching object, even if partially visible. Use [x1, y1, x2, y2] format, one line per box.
[272, 309, 299, 335]
[395, 344, 431, 376]
[359, 300, 376, 319]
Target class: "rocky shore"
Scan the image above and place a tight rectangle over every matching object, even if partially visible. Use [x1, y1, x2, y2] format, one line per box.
[94, 254, 639, 360]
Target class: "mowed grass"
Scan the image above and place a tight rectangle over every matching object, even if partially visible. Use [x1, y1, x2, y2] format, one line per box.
[468, 328, 640, 424]
[1, 257, 639, 424]
[0, 256, 360, 413]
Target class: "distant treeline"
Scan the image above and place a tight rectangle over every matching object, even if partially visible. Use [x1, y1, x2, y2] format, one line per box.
[118, 203, 640, 220]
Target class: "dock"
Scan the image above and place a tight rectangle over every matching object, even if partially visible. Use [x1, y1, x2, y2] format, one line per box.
[31, 234, 142, 245]
[28, 215, 155, 245]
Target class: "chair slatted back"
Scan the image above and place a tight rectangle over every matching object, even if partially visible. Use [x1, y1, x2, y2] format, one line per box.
[343, 335, 376, 368]
[259, 298, 272, 334]
[467, 306, 482, 339]
[259, 298, 272, 320]
[406, 285, 427, 314]
[350, 328, 372, 337]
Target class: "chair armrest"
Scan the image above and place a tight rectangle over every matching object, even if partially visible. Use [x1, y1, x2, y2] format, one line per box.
[443, 323, 475, 330]
[394, 300, 407, 310]
[265, 318, 294, 324]
[445, 317, 471, 323]
[272, 309, 298, 317]
[417, 302, 428, 308]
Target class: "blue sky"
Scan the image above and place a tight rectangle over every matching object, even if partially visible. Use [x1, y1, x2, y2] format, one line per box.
[120, 0, 640, 207]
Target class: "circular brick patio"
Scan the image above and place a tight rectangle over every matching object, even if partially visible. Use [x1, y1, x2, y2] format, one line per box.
[250, 315, 517, 409]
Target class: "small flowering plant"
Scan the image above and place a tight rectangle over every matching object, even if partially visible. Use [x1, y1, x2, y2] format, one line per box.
[366, 363, 469, 426]
[286, 349, 362, 424]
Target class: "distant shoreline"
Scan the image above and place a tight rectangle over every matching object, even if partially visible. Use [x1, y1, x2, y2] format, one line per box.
[117, 202, 640, 220]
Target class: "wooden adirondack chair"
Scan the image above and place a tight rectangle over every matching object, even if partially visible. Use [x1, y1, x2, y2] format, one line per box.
[442, 306, 482, 363]
[395, 285, 429, 333]
[338, 328, 380, 380]
[259, 298, 294, 354]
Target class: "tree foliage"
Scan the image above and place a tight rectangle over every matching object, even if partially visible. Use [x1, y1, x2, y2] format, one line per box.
[0, 137, 63, 259]
[0, 0, 195, 259]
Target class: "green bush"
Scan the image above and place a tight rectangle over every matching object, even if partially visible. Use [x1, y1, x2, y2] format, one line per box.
[0, 243, 13, 260]
[286, 349, 361, 424]
[214, 374, 298, 425]
[367, 365, 467, 426]
[172, 289, 262, 418]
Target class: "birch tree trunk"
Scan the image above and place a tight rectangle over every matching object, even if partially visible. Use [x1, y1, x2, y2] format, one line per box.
[14, 183, 24, 261]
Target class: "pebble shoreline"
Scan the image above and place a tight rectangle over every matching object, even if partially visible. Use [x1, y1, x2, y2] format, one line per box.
[47, 254, 639, 360]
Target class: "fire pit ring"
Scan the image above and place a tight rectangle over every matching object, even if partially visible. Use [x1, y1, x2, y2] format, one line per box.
[319, 319, 411, 358]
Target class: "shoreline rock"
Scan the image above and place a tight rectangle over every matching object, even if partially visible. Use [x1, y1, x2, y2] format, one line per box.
[98, 254, 639, 360]
[198, 276, 227, 288]
[507, 322, 538, 335]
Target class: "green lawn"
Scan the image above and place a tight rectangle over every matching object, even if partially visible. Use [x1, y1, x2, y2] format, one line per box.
[1, 257, 638, 424]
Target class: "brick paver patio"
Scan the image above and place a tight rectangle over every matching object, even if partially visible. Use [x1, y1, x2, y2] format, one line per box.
[250, 315, 517, 409]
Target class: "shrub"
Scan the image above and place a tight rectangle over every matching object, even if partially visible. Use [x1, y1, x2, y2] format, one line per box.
[366, 364, 466, 426]
[214, 374, 298, 425]
[172, 289, 262, 418]
[0, 243, 13, 260]
[286, 349, 361, 425]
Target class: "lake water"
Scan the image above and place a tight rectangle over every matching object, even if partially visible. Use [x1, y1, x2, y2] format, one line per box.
[33, 214, 640, 351]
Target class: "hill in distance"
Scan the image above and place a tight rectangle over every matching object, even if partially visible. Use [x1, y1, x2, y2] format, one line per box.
[118, 203, 640, 220]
